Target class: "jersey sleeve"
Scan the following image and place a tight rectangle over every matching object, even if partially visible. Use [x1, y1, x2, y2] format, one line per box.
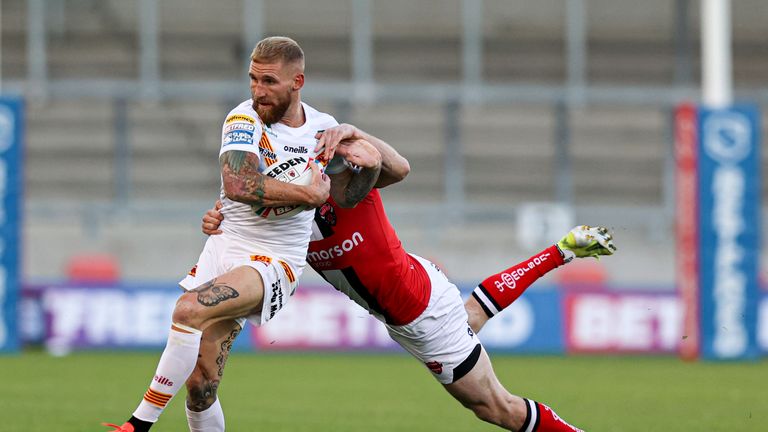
[316, 114, 339, 132]
[219, 109, 264, 158]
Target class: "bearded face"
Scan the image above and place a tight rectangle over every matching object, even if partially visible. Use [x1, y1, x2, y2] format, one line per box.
[248, 60, 301, 126]
[253, 89, 291, 126]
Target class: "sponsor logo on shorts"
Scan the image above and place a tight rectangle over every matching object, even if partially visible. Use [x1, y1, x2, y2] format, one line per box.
[425, 361, 443, 375]
[153, 375, 174, 387]
[306, 232, 364, 263]
[250, 255, 273, 265]
[467, 326, 474, 337]
[269, 279, 284, 319]
[225, 114, 255, 124]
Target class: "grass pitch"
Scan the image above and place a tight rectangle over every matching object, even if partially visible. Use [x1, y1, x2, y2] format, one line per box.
[2, 350, 765, 431]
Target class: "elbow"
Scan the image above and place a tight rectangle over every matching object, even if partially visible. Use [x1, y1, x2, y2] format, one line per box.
[394, 157, 410, 181]
[221, 180, 245, 203]
[223, 189, 240, 202]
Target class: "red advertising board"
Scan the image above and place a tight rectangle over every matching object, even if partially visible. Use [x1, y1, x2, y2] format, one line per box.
[674, 103, 700, 360]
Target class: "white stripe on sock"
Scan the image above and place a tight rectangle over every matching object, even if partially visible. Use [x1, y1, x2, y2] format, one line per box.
[474, 288, 500, 316]
[524, 399, 538, 432]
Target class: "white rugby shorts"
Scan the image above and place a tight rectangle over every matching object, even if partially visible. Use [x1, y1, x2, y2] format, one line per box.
[386, 255, 482, 385]
[179, 232, 300, 327]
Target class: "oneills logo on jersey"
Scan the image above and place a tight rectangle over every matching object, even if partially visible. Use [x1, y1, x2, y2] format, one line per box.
[225, 114, 256, 124]
[250, 255, 273, 265]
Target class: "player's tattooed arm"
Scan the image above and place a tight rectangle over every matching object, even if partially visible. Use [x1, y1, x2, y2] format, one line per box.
[329, 139, 382, 208]
[343, 166, 380, 207]
[316, 125, 409, 189]
[220, 150, 329, 207]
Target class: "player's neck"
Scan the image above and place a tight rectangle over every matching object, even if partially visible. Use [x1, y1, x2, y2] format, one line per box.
[279, 99, 306, 128]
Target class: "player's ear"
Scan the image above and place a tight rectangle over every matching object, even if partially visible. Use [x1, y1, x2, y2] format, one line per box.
[292, 72, 304, 91]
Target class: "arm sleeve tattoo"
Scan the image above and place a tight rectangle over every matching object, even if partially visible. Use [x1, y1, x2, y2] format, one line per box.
[220, 150, 268, 206]
[343, 165, 381, 207]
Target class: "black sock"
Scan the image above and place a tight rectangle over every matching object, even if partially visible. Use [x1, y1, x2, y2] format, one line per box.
[128, 416, 154, 432]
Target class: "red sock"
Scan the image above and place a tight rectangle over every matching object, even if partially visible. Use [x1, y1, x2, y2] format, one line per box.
[471, 245, 565, 317]
[520, 399, 583, 432]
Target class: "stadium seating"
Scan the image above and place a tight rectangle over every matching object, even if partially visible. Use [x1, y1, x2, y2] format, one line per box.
[7, 0, 768, 285]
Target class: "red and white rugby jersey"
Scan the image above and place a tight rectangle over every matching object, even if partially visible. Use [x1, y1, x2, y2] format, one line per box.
[308, 189, 431, 325]
[218, 99, 338, 274]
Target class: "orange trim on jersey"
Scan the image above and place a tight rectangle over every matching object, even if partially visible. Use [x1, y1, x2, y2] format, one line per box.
[259, 132, 277, 166]
[171, 324, 195, 334]
[250, 255, 273, 265]
[278, 260, 296, 283]
[143, 388, 172, 408]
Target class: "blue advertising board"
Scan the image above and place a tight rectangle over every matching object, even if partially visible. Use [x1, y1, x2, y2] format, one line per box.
[475, 288, 564, 354]
[698, 105, 761, 360]
[19, 280, 768, 355]
[0, 98, 23, 353]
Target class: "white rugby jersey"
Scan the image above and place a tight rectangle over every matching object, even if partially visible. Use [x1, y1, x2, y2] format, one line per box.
[218, 99, 338, 273]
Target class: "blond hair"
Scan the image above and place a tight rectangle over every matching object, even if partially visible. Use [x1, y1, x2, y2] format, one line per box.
[250, 36, 305, 69]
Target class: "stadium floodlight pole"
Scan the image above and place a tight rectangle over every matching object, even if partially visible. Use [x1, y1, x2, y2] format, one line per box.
[701, 0, 732, 108]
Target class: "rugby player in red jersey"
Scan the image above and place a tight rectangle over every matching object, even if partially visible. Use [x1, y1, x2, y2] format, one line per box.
[202, 124, 616, 432]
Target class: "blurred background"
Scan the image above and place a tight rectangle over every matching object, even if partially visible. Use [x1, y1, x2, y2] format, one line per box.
[1, 0, 767, 356]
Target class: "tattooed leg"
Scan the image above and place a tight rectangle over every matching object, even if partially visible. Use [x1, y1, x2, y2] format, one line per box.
[173, 266, 266, 331]
[186, 319, 242, 412]
[191, 279, 241, 307]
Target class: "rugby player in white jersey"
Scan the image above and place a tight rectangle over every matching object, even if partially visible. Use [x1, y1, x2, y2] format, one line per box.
[202, 127, 617, 431]
[103, 36, 353, 432]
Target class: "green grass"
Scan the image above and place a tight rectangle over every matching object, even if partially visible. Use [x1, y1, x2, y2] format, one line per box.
[2, 351, 765, 431]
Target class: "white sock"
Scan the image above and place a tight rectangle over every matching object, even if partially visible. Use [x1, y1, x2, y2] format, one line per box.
[186, 397, 226, 432]
[132, 323, 203, 422]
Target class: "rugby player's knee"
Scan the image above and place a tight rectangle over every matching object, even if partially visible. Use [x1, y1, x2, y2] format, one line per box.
[185, 372, 220, 412]
[173, 292, 204, 329]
